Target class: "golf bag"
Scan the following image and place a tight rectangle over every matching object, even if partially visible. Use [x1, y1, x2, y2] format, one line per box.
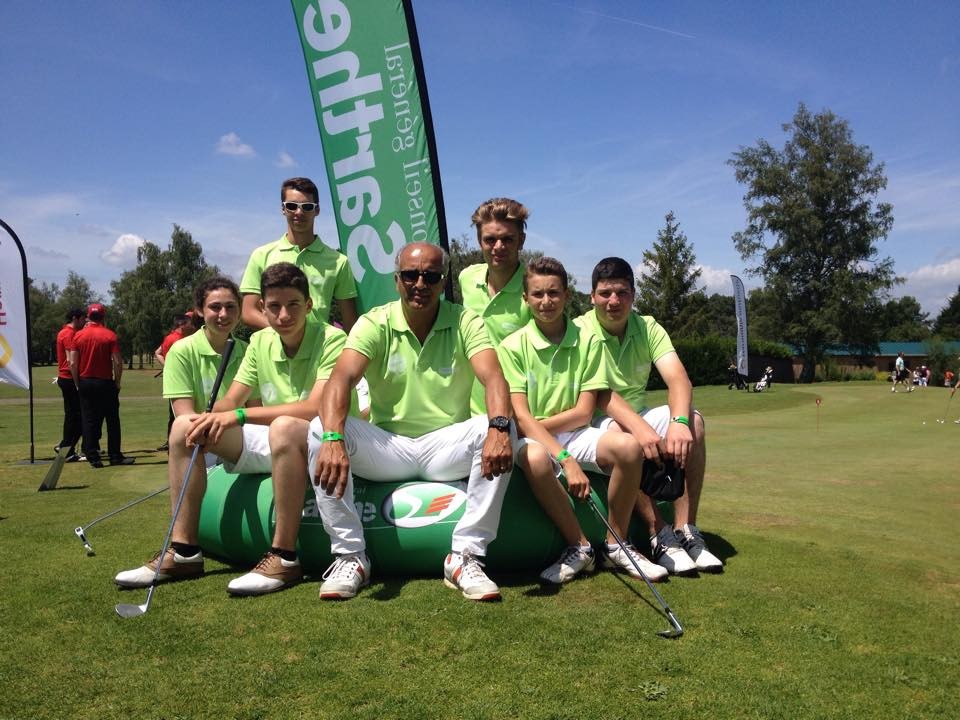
[754, 366, 774, 392]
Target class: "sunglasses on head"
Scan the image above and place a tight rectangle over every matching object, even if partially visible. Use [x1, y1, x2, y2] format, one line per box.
[397, 269, 444, 285]
[283, 201, 318, 212]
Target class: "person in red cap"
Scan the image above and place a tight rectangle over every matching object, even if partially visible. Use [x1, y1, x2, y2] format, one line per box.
[67, 303, 133, 468]
[54, 308, 87, 462]
[154, 311, 198, 451]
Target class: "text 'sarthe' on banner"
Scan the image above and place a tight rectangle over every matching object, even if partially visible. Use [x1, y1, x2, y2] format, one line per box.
[0, 220, 31, 390]
[291, 0, 448, 312]
[730, 274, 748, 378]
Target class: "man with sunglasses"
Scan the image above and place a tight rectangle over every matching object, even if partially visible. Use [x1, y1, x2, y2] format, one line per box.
[240, 177, 359, 332]
[307, 242, 516, 601]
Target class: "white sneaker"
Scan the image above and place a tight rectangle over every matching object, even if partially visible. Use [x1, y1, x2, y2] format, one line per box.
[114, 548, 203, 588]
[226, 552, 302, 596]
[443, 551, 501, 600]
[650, 526, 698, 575]
[677, 523, 724, 572]
[540, 544, 595, 584]
[601, 543, 668, 581]
[319, 553, 371, 600]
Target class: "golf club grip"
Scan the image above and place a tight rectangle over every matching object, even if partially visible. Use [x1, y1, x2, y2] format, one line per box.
[204, 338, 236, 414]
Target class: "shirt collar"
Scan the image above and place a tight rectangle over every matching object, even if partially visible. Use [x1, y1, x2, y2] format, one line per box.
[388, 299, 456, 335]
[527, 317, 579, 351]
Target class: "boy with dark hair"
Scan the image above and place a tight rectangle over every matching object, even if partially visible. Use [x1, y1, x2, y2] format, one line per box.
[116, 263, 353, 596]
[240, 176, 359, 331]
[55, 308, 86, 462]
[499, 257, 667, 585]
[575, 256, 722, 573]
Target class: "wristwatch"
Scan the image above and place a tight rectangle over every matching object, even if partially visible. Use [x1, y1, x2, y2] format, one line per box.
[488, 416, 511, 432]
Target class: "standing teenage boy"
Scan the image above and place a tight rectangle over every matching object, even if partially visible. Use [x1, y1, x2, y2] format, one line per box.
[575, 257, 722, 573]
[458, 198, 532, 415]
[240, 177, 358, 331]
[498, 257, 667, 585]
[116, 264, 350, 596]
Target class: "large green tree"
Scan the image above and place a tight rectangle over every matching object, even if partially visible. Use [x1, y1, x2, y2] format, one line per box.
[27, 273, 101, 364]
[932, 286, 960, 339]
[635, 211, 705, 337]
[110, 225, 219, 366]
[879, 296, 931, 341]
[729, 103, 896, 381]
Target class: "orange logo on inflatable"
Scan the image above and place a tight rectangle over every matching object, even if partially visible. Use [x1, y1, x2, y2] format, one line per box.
[383, 482, 467, 529]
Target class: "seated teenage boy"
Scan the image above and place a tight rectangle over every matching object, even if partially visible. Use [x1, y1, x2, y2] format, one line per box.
[116, 262, 351, 595]
[575, 257, 722, 573]
[498, 256, 667, 584]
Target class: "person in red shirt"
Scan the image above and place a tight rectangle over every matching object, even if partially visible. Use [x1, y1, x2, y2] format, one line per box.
[68, 303, 133, 468]
[55, 308, 86, 462]
[154, 312, 198, 450]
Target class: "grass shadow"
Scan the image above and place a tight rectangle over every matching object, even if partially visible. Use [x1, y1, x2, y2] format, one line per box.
[702, 531, 737, 564]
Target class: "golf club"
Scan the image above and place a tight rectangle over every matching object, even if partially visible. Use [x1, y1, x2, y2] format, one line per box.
[937, 389, 956, 424]
[586, 495, 684, 639]
[116, 337, 235, 619]
[37, 446, 69, 492]
[74, 485, 169, 556]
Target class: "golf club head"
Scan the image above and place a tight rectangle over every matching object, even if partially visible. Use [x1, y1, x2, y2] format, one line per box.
[657, 611, 685, 639]
[74, 527, 96, 556]
[115, 602, 148, 618]
[657, 627, 684, 639]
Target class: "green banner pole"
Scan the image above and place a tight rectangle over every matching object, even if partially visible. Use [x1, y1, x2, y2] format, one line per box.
[291, 0, 449, 311]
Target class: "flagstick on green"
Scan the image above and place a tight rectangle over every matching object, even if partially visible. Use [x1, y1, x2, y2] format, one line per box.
[816, 397, 822, 432]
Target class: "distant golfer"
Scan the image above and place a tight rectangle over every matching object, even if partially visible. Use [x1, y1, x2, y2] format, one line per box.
[154, 311, 198, 451]
[892, 352, 912, 393]
[54, 308, 86, 462]
[67, 303, 133, 468]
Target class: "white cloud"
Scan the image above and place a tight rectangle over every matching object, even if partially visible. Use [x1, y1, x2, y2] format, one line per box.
[275, 151, 297, 168]
[100, 233, 145, 266]
[898, 258, 960, 315]
[216, 132, 256, 157]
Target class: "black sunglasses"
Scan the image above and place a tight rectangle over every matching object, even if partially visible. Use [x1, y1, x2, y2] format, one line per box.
[283, 201, 318, 212]
[397, 269, 444, 285]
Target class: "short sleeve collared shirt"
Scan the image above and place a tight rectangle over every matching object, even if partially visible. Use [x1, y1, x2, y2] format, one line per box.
[239, 234, 357, 324]
[69, 322, 119, 380]
[458, 263, 530, 415]
[498, 319, 610, 420]
[234, 320, 346, 406]
[346, 300, 491, 438]
[574, 310, 675, 413]
[162, 331, 249, 411]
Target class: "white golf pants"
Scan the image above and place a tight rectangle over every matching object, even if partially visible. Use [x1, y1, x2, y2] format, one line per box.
[307, 415, 514, 557]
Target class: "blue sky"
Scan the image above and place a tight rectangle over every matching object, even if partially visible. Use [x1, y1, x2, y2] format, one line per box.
[2, 1, 958, 318]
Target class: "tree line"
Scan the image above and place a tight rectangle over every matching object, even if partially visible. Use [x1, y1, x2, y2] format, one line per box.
[28, 103, 960, 381]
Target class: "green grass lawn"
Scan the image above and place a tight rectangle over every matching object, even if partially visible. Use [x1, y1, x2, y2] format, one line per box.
[1, 370, 957, 719]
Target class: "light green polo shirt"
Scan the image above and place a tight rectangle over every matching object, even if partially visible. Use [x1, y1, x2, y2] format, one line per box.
[498, 318, 611, 421]
[239, 234, 357, 324]
[346, 300, 491, 438]
[234, 319, 346, 405]
[162, 330, 251, 411]
[459, 262, 530, 415]
[574, 309, 675, 413]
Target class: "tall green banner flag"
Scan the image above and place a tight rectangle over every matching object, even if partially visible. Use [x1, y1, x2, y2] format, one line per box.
[291, 0, 448, 311]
